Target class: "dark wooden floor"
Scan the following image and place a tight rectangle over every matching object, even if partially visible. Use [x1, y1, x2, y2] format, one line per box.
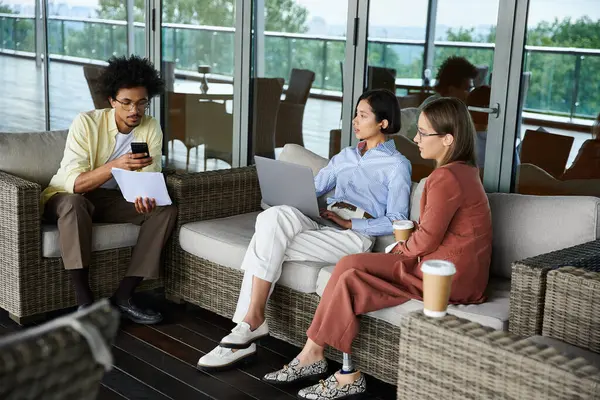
[0, 292, 397, 400]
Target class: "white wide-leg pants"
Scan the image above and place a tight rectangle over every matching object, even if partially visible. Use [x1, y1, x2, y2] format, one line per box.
[232, 205, 373, 323]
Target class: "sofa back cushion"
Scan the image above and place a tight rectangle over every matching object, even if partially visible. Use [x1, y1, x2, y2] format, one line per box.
[488, 193, 600, 278]
[0, 130, 68, 188]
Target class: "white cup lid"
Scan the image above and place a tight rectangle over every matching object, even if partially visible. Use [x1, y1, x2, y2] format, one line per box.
[393, 220, 414, 229]
[420, 260, 456, 276]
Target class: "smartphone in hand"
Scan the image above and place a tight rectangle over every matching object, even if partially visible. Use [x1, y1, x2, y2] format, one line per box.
[131, 142, 150, 158]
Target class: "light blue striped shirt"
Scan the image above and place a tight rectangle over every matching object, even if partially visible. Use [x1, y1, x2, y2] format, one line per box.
[315, 140, 412, 236]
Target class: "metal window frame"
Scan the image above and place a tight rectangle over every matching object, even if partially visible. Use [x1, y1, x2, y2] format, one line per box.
[344, 0, 367, 148]
[235, 0, 251, 167]
[41, 0, 50, 131]
[482, 0, 530, 193]
[147, 0, 161, 125]
[422, 0, 438, 79]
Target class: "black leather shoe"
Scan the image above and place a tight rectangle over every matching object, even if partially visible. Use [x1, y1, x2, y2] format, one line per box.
[116, 298, 163, 325]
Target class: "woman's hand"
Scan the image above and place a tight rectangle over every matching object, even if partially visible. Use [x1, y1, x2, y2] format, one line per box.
[320, 209, 352, 229]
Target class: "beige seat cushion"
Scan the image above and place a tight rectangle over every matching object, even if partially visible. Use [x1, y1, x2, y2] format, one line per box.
[529, 336, 600, 369]
[487, 193, 600, 278]
[0, 130, 68, 188]
[316, 266, 510, 331]
[42, 223, 140, 258]
[179, 212, 331, 294]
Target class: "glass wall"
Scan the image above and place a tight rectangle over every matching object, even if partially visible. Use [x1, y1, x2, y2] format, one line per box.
[0, 0, 46, 131]
[161, 0, 237, 172]
[367, 1, 428, 84]
[512, 0, 600, 197]
[47, 0, 146, 130]
[0, 0, 146, 132]
[249, 0, 349, 161]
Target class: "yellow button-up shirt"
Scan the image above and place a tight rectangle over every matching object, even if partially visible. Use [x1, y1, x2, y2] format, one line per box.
[41, 108, 163, 206]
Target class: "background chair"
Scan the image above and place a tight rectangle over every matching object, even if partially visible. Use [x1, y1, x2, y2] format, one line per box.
[520, 129, 574, 178]
[252, 77, 284, 160]
[367, 66, 396, 93]
[0, 300, 119, 400]
[83, 65, 111, 109]
[274, 68, 315, 148]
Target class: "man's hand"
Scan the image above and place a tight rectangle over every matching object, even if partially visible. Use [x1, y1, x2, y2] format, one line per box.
[135, 197, 156, 214]
[320, 209, 352, 229]
[112, 152, 153, 171]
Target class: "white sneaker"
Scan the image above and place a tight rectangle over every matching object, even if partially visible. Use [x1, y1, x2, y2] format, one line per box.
[220, 321, 269, 349]
[196, 344, 257, 371]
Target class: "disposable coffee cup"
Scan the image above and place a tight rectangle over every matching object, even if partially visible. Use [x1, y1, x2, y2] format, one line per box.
[393, 220, 414, 242]
[420, 260, 456, 318]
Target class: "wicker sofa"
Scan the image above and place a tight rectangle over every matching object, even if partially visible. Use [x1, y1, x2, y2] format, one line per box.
[0, 130, 160, 324]
[164, 144, 600, 385]
[397, 266, 600, 399]
[0, 299, 119, 400]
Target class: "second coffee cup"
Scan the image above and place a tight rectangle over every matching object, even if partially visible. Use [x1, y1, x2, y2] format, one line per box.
[420, 260, 456, 318]
[393, 220, 414, 242]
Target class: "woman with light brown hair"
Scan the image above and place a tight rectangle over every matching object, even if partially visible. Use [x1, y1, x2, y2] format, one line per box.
[262, 97, 493, 400]
[561, 112, 600, 180]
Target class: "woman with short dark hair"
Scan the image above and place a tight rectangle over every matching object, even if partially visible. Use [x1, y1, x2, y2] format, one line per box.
[264, 97, 492, 400]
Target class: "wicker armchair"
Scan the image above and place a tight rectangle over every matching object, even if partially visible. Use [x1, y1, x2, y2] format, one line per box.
[397, 312, 600, 399]
[398, 265, 600, 399]
[0, 299, 119, 400]
[543, 267, 600, 352]
[509, 240, 600, 336]
[0, 168, 161, 324]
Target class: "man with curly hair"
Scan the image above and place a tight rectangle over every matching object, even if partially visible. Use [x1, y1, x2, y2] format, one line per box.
[41, 55, 177, 324]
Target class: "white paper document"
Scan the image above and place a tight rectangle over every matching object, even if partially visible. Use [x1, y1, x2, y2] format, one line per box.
[111, 168, 172, 206]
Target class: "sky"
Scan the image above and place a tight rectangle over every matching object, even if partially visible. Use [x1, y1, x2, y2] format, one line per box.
[5, 0, 600, 28]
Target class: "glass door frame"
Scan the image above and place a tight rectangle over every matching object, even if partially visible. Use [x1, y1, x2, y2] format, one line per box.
[349, 0, 531, 194]
[149, 0, 247, 168]
[484, 0, 530, 193]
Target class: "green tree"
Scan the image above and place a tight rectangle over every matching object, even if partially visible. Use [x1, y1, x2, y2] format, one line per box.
[63, 0, 309, 79]
[442, 18, 600, 118]
[0, 2, 36, 52]
[0, 1, 12, 13]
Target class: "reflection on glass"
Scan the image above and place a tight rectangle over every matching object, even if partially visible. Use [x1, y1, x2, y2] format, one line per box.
[254, 0, 349, 161]
[0, 1, 45, 131]
[47, 0, 146, 130]
[513, 0, 600, 197]
[162, 0, 236, 172]
[368, 1, 498, 183]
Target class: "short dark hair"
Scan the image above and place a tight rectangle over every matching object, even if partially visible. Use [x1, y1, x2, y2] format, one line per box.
[421, 97, 477, 167]
[99, 55, 164, 100]
[435, 56, 478, 91]
[356, 89, 401, 134]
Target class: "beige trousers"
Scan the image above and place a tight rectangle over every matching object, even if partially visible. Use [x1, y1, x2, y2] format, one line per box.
[44, 189, 177, 279]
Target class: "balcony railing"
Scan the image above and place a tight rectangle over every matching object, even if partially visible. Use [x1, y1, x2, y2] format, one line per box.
[1, 13, 598, 119]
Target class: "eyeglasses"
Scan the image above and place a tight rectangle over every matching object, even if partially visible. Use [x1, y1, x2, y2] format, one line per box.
[416, 129, 447, 140]
[114, 98, 150, 111]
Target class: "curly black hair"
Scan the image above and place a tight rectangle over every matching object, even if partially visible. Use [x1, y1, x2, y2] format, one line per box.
[435, 56, 478, 91]
[99, 55, 164, 100]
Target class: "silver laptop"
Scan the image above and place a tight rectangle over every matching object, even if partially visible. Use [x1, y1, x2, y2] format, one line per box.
[254, 156, 340, 228]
